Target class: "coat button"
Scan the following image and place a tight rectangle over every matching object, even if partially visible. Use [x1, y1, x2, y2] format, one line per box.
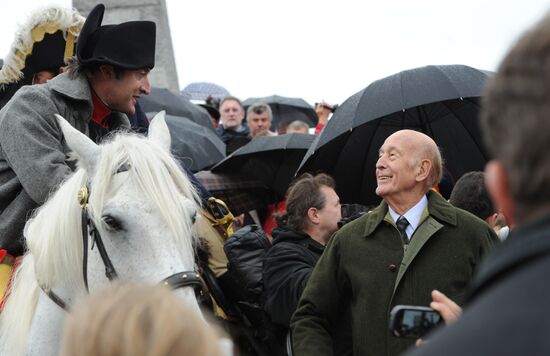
[388, 264, 397, 272]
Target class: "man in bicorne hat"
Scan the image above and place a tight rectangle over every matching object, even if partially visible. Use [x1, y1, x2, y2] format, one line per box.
[0, 5, 84, 108]
[0, 3, 156, 256]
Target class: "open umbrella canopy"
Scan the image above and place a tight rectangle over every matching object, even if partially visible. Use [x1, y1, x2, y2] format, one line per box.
[242, 95, 318, 132]
[181, 82, 230, 101]
[166, 115, 225, 172]
[139, 87, 215, 131]
[298, 64, 492, 206]
[212, 133, 315, 197]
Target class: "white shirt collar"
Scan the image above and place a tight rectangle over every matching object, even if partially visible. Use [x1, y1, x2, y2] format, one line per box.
[388, 195, 428, 239]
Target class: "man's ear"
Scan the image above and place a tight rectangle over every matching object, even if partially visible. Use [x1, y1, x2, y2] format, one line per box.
[415, 159, 432, 183]
[99, 64, 115, 79]
[485, 213, 499, 228]
[485, 160, 515, 227]
[307, 207, 320, 225]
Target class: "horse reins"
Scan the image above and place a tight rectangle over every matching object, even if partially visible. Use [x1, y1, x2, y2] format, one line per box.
[41, 182, 204, 312]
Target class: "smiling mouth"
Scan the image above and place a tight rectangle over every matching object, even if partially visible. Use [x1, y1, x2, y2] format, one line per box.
[377, 176, 392, 182]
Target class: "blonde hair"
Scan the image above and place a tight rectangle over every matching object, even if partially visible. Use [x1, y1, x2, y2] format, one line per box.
[59, 283, 223, 356]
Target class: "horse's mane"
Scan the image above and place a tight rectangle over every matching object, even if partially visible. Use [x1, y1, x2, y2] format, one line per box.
[0, 132, 200, 355]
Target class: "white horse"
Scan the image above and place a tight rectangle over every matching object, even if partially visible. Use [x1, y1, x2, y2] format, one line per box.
[0, 112, 226, 355]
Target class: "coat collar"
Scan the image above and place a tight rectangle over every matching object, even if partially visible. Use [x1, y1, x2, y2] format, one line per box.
[361, 190, 457, 238]
[48, 71, 130, 130]
[48, 71, 91, 102]
[272, 226, 325, 254]
[470, 214, 550, 297]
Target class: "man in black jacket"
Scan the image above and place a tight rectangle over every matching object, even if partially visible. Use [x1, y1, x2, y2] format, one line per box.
[263, 173, 348, 354]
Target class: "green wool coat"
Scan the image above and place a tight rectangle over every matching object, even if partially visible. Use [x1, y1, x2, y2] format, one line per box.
[291, 191, 497, 356]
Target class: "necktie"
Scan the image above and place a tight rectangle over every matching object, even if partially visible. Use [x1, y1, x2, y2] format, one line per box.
[396, 216, 410, 245]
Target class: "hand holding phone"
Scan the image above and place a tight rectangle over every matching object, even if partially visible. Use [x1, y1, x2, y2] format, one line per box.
[389, 305, 443, 339]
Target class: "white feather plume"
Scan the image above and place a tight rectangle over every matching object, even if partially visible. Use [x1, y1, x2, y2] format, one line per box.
[0, 5, 85, 85]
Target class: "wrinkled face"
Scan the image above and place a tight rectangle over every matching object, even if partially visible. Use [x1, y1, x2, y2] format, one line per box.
[248, 111, 271, 137]
[103, 68, 151, 115]
[219, 100, 244, 129]
[316, 185, 342, 237]
[375, 133, 420, 200]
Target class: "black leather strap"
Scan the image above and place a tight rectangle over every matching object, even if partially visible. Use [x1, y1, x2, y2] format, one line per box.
[88, 215, 118, 281]
[162, 271, 203, 296]
[39, 284, 69, 311]
[81, 209, 89, 292]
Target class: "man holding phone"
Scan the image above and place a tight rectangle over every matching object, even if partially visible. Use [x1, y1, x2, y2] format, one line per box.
[291, 130, 497, 356]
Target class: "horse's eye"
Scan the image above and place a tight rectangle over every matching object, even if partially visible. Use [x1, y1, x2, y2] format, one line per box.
[103, 215, 123, 231]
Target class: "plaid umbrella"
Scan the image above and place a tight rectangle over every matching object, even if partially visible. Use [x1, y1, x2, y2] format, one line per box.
[194, 171, 274, 215]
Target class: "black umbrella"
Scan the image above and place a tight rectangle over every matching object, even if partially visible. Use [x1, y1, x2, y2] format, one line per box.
[212, 133, 315, 197]
[298, 64, 492, 206]
[165, 115, 225, 172]
[139, 87, 215, 131]
[242, 95, 318, 131]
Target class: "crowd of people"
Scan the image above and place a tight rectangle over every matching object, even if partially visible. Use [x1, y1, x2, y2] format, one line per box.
[0, 2, 549, 356]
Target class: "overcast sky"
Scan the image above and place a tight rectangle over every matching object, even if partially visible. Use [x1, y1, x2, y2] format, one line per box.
[0, 1, 548, 105]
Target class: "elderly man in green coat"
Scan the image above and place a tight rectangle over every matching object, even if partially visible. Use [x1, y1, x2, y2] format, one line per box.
[291, 129, 497, 356]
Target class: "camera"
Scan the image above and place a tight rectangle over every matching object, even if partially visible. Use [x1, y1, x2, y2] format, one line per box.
[389, 305, 443, 339]
[338, 204, 369, 228]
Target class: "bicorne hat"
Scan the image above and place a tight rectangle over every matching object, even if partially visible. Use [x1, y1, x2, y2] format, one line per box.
[0, 5, 84, 86]
[76, 4, 156, 70]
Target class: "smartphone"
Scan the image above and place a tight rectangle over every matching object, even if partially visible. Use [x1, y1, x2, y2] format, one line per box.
[389, 305, 443, 338]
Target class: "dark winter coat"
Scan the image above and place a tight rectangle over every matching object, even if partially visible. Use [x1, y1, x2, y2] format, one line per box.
[263, 226, 352, 356]
[263, 227, 324, 327]
[405, 214, 550, 356]
[216, 124, 250, 154]
[291, 191, 497, 356]
[0, 72, 129, 255]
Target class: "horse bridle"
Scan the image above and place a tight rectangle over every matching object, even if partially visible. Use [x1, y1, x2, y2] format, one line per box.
[41, 181, 204, 311]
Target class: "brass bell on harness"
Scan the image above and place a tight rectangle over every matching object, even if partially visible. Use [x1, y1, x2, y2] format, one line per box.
[77, 186, 89, 208]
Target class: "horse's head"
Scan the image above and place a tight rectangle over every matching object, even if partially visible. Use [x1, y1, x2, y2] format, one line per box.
[0, 112, 208, 356]
[53, 111, 201, 301]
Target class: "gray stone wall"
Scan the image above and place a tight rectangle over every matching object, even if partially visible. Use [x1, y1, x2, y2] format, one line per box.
[73, 0, 179, 92]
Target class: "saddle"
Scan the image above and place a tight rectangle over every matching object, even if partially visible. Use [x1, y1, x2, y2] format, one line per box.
[0, 249, 22, 312]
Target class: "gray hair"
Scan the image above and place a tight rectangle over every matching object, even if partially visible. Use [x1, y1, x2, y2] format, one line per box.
[246, 102, 272, 122]
[287, 120, 309, 132]
[426, 145, 443, 189]
[481, 11, 550, 217]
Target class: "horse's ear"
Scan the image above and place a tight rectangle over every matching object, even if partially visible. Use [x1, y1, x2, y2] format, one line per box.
[55, 114, 100, 172]
[148, 111, 171, 153]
